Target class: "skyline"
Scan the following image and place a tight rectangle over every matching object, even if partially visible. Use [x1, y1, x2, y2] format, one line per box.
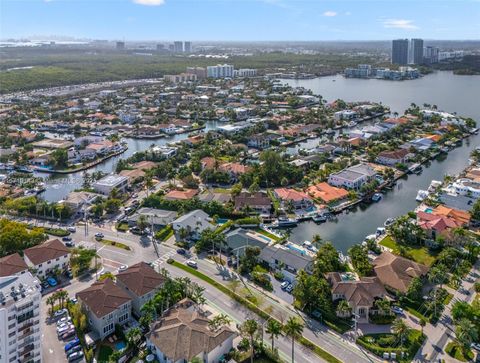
[1, 0, 479, 41]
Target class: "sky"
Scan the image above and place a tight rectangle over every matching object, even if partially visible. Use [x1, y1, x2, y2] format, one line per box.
[1, 0, 479, 41]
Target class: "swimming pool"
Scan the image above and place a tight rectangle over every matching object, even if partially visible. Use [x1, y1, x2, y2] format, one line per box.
[256, 234, 271, 242]
[115, 341, 126, 351]
[425, 208, 433, 213]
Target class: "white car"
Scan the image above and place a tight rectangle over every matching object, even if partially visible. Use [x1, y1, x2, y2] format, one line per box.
[471, 342, 480, 351]
[285, 284, 294, 293]
[57, 316, 72, 327]
[57, 324, 74, 335]
[56, 322, 71, 331]
[186, 260, 198, 269]
[392, 306, 404, 314]
[118, 265, 128, 272]
[94, 232, 104, 238]
[67, 226, 76, 233]
[280, 281, 290, 290]
[54, 309, 68, 318]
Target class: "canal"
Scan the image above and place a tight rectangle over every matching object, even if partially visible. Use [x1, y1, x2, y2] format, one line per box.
[284, 71, 480, 252]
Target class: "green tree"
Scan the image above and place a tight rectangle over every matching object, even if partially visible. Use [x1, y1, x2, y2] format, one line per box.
[50, 149, 68, 168]
[265, 319, 282, 351]
[336, 299, 351, 317]
[240, 319, 259, 363]
[455, 318, 478, 355]
[392, 318, 410, 347]
[283, 317, 304, 363]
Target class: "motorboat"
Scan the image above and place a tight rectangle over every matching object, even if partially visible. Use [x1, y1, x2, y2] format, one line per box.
[312, 214, 327, 223]
[428, 180, 442, 193]
[416, 190, 429, 202]
[371, 193, 383, 202]
[273, 217, 298, 228]
[384, 218, 395, 227]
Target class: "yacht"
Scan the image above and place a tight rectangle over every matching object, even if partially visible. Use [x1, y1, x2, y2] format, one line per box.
[273, 217, 298, 228]
[371, 193, 383, 202]
[416, 190, 429, 202]
[348, 121, 358, 128]
[428, 180, 442, 193]
[384, 218, 395, 227]
[312, 214, 327, 223]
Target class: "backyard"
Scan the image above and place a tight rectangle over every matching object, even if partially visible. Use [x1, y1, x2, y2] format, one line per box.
[379, 235, 436, 266]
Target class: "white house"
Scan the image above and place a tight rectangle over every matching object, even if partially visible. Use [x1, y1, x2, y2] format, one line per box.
[23, 239, 70, 277]
[328, 163, 377, 190]
[452, 178, 480, 199]
[92, 174, 129, 195]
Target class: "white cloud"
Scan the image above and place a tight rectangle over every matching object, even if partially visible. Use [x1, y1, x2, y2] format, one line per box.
[132, 0, 165, 6]
[383, 19, 419, 30]
[323, 11, 337, 17]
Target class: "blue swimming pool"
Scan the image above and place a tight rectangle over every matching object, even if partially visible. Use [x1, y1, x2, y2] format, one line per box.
[256, 234, 271, 242]
[425, 208, 433, 213]
[115, 341, 126, 351]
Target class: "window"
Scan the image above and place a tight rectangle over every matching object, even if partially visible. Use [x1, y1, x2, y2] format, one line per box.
[47, 261, 51, 264]
[56, 258, 59, 261]
[103, 323, 114, 334]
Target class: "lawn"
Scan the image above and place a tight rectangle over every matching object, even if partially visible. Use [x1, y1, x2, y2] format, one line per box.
[97, 345, 113, 362]
[155, 225, 174, 242]
[115, 222, 129, 232]
[99, 239, 131, 250]
[379, 235, 436, 266]
[254, 228, 281, 242]
[445, 341, 474, 362]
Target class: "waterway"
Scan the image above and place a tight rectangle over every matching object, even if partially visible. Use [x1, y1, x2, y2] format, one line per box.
[283, 71, 480, 252]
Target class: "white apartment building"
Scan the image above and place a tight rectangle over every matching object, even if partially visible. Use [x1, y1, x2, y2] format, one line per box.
[0, 273, 42, 363]
[207, 64, 234, 78]
[23, 239, 70, 278]
[452, 178, 480, 199]
[234, 68, 257, 77]
[92, 174, 129, 195]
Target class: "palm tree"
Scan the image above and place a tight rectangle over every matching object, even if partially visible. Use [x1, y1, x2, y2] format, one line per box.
[419, 318, 426, 335]
[240, 319, 259, 363]
[455, 318, 478, 354]
[125, 327, 142, 352]
[312, 234, 323, 246]
[265, 319, 282, 351]
[56, 290, 69, 308]
[375, 298, 391, 316]
[283, 317, 304, 363]
[46, 296, 56, 315]
[144, 174, 154, 198]
[392, 318, 410, 347]
[336, 300, 352, 317]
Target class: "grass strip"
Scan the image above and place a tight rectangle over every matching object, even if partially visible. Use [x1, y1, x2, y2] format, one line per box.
[171, 260, 341, 363]
[99, 238, 131, 250]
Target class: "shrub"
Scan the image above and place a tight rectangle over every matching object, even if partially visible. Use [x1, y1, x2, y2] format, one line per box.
[166, 258, 174, 264]
[377, 335, 396, 347]
[474, 282, 480, 293]
[45, 228, 70, 237]
[273, 271, 284, 280]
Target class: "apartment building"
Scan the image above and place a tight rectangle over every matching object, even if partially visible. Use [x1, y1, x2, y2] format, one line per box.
[0, 273, 42, 363]
[23, 239, 70, 277]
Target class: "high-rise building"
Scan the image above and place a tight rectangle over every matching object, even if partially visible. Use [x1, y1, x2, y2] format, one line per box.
[409, 38, 424, 65]
[186, 66, 207, 80]
[184, 41, 191, 53]
[391, 39, 409, 65]
[424, 46, 439, 64]
[116, 41, 125, 50]
[173, 41, 183, 53]
[207, 64, 235, 78]
[0, 273, 42, 363]
[156, 44, 164, 51]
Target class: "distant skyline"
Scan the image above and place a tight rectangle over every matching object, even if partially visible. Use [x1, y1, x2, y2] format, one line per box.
[1, 0, 479, 41]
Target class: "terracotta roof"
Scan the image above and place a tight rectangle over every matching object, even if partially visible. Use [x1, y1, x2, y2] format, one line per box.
[164, 189, 198, 201]
[306, 182, 348, 203]
[76, 278, 132, 318]
[0, 253, 28, 277]
[116, 262, 165, 297]
[219, 162, 249, 175]
[24, 239, 70, 266]
[274, 188, 311, 202]
[417, 211, 461, 233]
[433, 205, 470, 225]
[373, 251, 429, 293]
[148, 299, 235, 362]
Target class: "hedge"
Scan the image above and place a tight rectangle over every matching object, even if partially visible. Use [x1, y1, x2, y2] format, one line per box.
[357, 331, 425, 361]
[44, 228, 70, 237]
[171, 261, 341, 363]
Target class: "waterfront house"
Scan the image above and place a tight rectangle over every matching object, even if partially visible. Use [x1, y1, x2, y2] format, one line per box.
[306, 182, 349, 204]
[259, 243, 314, 283]
[273, 188, 313, 211]
[417, 211, 462, 240]
[224, 228, 270, 256]
[431, 205, 471, 226]
[376, 149, 410, 166]
[328, 163, 377, 190]
[116, 262, 166, 316]
[77, 278, 132, 340]
[23, 239, 70, 277]
[146, 298, 236, 363]
[92, 174, 129, 195]
[373, 251, 429, 293]
[234, 192, 272, 215]
[64, 191, 102, 212]
[326, 272, 387, 321]
[119, 168, 146, 183]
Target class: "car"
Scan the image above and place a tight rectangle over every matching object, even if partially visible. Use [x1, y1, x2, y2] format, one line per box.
[54, 308, 68, 318]
[64, 337, 80, 352]
[57, 324, 75, 335]
[65, 241, 75, 247]
[311, 310, 322, 319]
[65, 270, 73, 278]
[41, 281, 50, 289]
[62, 237, 72, 242]
[94, 232, 104, 238]
[186, 260, 198, 269]
[57, 322, 71, 331]
[280, 281, 290, 290]
[47, 277, 57, 287]
[61, 329, 77, 341]
[176, 248, 186, 255]
[57, 316, 72, 326]
[69, 298, 78, 304]
[67, 226, 76, 233]
[130, 226, 144, 235]
[392, 306, 404, 314]
[67, 350, 84, 362]
[67, 345, 82, 355]
[471, 342, 480, 351]
[285, 284, 294, 293]
[118, 265, 128, 272]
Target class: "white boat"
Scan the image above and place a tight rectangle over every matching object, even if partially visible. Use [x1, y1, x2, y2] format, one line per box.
[428, 180, 442, 193]
[371, 193, 383, 202]
[312, 214, 327, 223]
[384, 218, 395, 227]
[348, 121, 358, 128]
[416, 190, 429, 202]
[273, 217, 298, 228]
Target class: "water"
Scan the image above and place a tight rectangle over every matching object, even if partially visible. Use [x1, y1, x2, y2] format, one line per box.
[37, 120, 220, 202]
[283, 71, 480, 252]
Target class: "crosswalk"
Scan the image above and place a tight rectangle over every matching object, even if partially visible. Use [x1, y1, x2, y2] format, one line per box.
[151, 251, 176, 271]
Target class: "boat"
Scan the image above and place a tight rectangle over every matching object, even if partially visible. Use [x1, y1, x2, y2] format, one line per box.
[371, 193, 383, 202]
[34, 183, 46, 193]
[428, 180, 442, 193]
[348, 121, 358, 128]
[416, 190, 429, 202]
[384, 218, 395, 227]
[312, 214, 327, 223]
[24, 189, 37, 196]
[273, 217, 298, 228]
[15, 166, 33, 174]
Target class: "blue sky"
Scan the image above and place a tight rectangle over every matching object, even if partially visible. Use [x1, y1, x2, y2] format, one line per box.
[1, 0, 479, 41]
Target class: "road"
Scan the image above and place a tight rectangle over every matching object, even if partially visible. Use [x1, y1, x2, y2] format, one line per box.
[414, 260, 480, 362]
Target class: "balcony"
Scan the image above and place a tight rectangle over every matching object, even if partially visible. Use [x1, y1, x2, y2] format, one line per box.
[18, 344, 35, 358]
[18, 328, 34, 341]
[17, 320, 35, 332]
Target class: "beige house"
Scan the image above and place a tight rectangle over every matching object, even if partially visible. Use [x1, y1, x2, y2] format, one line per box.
[77, 278, 132, 339]
[23, 239, 70, 277]
[147, 299, 236, 363]
[0, 253, 28, 277]
[116, 262, 165, 316]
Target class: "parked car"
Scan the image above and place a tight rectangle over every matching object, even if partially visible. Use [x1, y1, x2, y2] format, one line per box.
[65, 241, 75, 248]
[94, 232, 104, 239]
[285, 284, 294, 293]
[67, 345, 82, 355]
[130, 226, 144, 235]
[57, 316, 72, 326]
[392, 306, 404, 315]
[69, 298, 78, 304]
[67, 350, 84, 362]
[176, 248, 186, 255]
[186, 260, 198, 269]
[471, 342, 480, 351]
[67, 226, 76, 233]
[280, 281, 289, 290]
[41, 281, 50, 289]
[54, 308, 68, 318]
[65, 270, 73, 278]
[57, 322, 72, 331]
[64, 337, 80, 352]
[118, 265, 128, 272]
[62, 237, 72, 242]
[57, 324, 75, 335]
[61, 329, 76, 341]
[47, 277, 57, 287]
